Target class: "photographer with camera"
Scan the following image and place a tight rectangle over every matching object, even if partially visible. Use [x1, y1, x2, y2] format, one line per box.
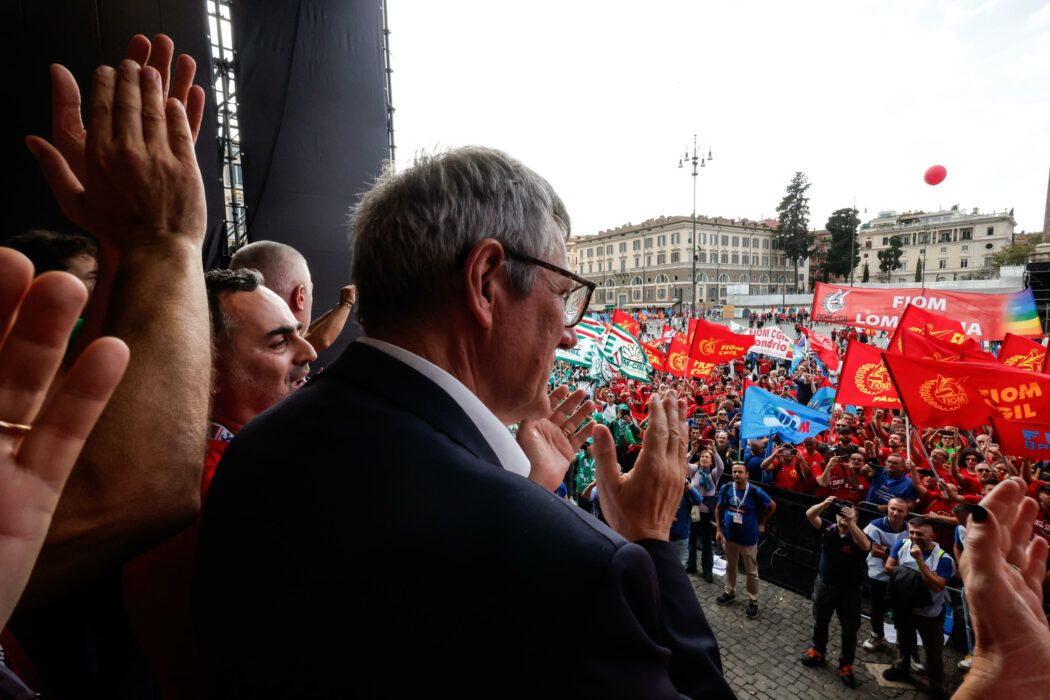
[800, 496, 871, 688]
[760, 441, 812, 493]
[881, 516, 957, 699]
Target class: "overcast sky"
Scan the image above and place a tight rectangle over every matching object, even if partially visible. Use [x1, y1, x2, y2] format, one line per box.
[387, 0, 1050, 238]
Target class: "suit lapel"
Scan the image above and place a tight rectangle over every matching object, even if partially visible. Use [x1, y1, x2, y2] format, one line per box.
[323, 342, 502, 466]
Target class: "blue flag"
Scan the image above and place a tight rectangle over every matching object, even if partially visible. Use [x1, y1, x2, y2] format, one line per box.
[790, 338, 807, 374]
[740, 385, 831, 443]
[808, 379, 836, 413]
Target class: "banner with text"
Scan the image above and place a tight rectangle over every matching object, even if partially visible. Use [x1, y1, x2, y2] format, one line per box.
[744, 327, 795, 360]
[810, 282, 1043, 340]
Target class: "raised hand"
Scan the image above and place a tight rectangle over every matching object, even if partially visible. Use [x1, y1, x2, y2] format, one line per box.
[27, 55, 207, 251]
[595, 391, 688, 542]
[0, 248, 129, 628]
[953, 479, 1050, 699]
[43, 34, 204, 189]
[519, 385, 595, 491]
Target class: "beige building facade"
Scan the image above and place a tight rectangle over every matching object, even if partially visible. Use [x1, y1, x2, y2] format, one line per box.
[853, 208, 1016, 283]
[567, 215, 806, 310]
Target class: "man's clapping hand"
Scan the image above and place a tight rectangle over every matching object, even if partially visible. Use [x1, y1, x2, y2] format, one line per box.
[953, 479, 1050, 699]
[594, 391, 687, 542]
[0, 248, 128, 628]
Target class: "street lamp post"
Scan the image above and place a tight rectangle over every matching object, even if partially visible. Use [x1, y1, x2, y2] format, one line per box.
[679, 134, 711, 316]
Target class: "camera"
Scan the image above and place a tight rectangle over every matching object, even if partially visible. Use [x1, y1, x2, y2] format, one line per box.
[825, 499, 852, 518]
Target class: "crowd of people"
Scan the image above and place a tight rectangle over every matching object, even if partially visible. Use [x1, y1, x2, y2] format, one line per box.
[0, 31, 1048, 700]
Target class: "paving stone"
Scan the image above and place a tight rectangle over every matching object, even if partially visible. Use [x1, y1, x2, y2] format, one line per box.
[691, 571, 965, 698]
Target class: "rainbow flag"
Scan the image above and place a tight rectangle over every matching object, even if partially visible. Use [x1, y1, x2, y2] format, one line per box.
[1005, 290, 1043, 338]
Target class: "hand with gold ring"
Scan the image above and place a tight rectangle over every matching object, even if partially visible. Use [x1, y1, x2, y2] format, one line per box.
[517, 384, 596, 491]
[0, 248, 129, 629]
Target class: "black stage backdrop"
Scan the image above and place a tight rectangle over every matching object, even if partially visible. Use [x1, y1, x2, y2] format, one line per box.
[235, 0, 389, 366]
[5, 0, 226, 269]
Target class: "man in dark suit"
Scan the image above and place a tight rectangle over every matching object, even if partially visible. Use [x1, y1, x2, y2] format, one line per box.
[194, 147, 732, 698]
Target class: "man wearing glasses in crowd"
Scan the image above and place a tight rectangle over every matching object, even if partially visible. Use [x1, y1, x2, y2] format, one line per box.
[195, 147, 733, 698]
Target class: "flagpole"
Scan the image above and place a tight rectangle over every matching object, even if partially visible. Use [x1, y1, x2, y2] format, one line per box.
[905, 415, 911, 462]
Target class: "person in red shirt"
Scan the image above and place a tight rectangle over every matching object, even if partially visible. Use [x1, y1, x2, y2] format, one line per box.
[951, 450, 987, 495]
[908, 462, 957, 524]
[762, 443, 812, 492]
[1031, 483, 1050, 547]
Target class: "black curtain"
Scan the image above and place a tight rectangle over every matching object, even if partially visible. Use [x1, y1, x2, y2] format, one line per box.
[5, 0, 225, 268]
[234, 0, 389, 366]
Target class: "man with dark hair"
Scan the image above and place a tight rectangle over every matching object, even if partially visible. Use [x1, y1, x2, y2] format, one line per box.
[2, 229, 99, 299]
[800, 496, 871, 688]
[229, 240, 355, 352]
[716, 462, 776, 619]
[196, 147, 732, 698]
[882, 516, 957, 699]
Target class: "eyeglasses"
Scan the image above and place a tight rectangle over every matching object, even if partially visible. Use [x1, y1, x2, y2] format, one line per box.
[504, 250, 596, 327]
[964, 456, 978, 461]
[976, 468, 992, 473]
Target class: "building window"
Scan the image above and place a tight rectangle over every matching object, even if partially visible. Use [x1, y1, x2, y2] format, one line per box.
[595, 290, 603, 302]
[633, 290, 640, 300]
[606, 245, 613, 255]
[645, 238, 653, 249]
[762, 255, 769, 266]
[732, 236, 739, 247]
[657, 235, 666, 247]
[671, 252, 679, 263]
[901, 235, 911, 245]
[633, 240, 641, 251]
[753, 238, 760, 248]
[700, 233, 707, 245]
[742, 237, 750, 248]
[709, 286, 718, 298]
[742, 253, 749, 264]
[940, 247, 947, 253]
[588, 262, 593, 273]
[644, 288, 653, 300]
[986, 226, 994, 236]
[699, 251, 707, 263]
[619, 242, 627, 253]
[983, 257, 993, 267]
[919, 234, 929, 244]
[587, 248, 593, 258]
[961, 258, 969, 268]
[721, 235, 729, 246]
[721, 252, 728, 264]
[671, 233, 679, 245]
[960, 228, 972, 240]
[657, 288, 665, 299]
[940, 231, 952, 242]
[646, 255, 652, 266]
[763, 239, 770, 249]
[771, 255, 777, 266]
[938, 259, 947, 269]
[865, 241, 872, 249]
[962, 245, 969, 252]
[900, 262, 907, 271]
[731, 253, 739, 264]
[634, 256, 640, 267]
[882, 237, 889, 245]
[656, 253, 666, 265]
[597, 261, 603, 272]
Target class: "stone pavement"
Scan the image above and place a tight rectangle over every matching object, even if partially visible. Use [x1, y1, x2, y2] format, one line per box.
[688, 571, 967, 699]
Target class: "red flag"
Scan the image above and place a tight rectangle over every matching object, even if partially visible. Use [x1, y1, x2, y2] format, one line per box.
[666, 333, 690, 378]
[888, 304, 966, 353]
[688, 318, 752, 364]
[687, 317, 698, 345]
[989, 415, 1050, 459]
[883, 353, 1050, 429]
[799, 327, 840, 371]
[612, 309, 641, 339]
[998, 333, 1049, 374]
[896, 329, 997, 363]
[835, 340, 902, 409]
[661, 325, 676, 343]
[641, 341, 667, 371]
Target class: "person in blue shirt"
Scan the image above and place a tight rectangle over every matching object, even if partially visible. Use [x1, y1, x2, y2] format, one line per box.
[714, 462, 777, 619]
[881, 516, 957, 699]
[866, 454, 918, 512]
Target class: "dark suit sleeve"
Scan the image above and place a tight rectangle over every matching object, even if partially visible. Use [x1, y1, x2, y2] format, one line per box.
[578, 541, 735, 700]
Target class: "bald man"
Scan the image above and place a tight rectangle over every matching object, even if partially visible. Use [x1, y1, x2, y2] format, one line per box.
[230, 240, 355, 351]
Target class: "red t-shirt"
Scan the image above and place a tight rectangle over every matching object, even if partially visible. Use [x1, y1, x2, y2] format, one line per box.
[918, 491, 955, 518]
[771, 457, 806, 492]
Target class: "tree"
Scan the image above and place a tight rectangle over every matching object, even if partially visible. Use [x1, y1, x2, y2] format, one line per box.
[862, 263, 870, 283]
[992, 233, 1043, 269]
[914, 257, 923, 283]
[877, 235, 904, 280]
[776, 171, 812, 293]
[821, 207, 860, 282]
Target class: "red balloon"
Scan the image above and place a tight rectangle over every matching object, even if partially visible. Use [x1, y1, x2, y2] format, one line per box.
[924, 164, 947, 186]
